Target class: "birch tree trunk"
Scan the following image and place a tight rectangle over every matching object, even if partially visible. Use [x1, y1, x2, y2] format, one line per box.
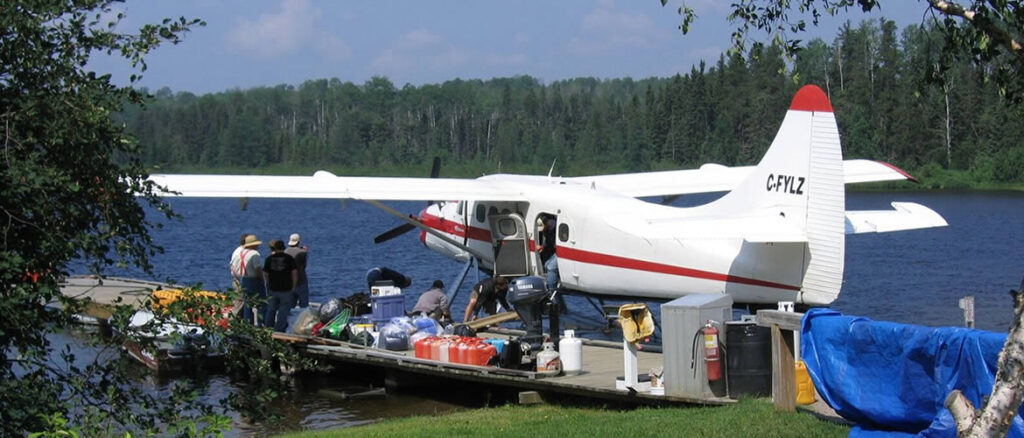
[946, 278, 1024, 437]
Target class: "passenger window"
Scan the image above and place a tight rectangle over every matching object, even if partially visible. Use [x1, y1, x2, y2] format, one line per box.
[498, 218, 518, 236]
[475, 204, 486, 223]
[558, 224, 569, 242]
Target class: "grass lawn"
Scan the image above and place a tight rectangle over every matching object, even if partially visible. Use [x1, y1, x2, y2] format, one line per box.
[278, 398, 849, 438]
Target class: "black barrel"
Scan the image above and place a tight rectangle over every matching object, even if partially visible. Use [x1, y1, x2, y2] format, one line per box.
[726, 321, 772, 397]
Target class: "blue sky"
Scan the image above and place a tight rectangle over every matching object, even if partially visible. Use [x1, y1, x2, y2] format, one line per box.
[93, 0, 929, 95]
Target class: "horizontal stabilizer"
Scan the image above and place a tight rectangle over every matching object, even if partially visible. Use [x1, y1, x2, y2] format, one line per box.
[845, 202, 948, 234]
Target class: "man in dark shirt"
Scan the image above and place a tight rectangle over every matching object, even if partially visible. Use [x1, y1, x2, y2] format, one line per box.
[537, 215, 559, 290]
[263, 239, 297, 332]
[285, 233, 309, 308]
[463, 276, 510, 322]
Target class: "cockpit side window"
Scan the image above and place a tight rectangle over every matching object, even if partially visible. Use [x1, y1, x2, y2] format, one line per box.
[475, 203, 486, 223]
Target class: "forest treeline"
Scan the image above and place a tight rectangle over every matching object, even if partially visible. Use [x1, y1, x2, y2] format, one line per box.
[124, 19, 1024, 185]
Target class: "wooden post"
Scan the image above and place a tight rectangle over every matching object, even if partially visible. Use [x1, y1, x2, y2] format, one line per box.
[771, 324, 797, 412]
[757, 309, 803, 412]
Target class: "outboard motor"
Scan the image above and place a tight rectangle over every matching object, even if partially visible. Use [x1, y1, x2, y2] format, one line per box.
[507, 276, 550, 351]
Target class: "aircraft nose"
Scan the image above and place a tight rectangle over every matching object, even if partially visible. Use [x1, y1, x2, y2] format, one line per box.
[418, 206, 429, 245]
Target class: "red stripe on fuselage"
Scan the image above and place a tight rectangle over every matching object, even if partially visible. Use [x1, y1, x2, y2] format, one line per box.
[420, 212, 491, 242]
[419, 213, 798, 291]
[556, 246, 801, 291]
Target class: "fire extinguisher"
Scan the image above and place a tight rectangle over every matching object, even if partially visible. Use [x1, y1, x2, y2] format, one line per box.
[702, 321, 722, 381]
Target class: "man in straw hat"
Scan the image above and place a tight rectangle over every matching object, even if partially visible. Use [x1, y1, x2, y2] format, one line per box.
[230, 234, 265, 326]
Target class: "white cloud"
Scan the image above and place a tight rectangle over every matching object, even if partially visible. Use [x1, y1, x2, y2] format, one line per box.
[568, 0, 665, 56]
[371, 48, 408, 72]
[316, 33, 353, 62]
[582, 0, 655, 34]
[428, 47, 471, 71]
[226, 0, 320, 59]
[396, 29, 442, 51]
[486, 53, 528, 67]
[372, 29, 450, 75]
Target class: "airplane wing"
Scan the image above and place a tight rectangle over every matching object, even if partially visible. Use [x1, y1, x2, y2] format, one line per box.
[845, 202, 948, 233]
[148, 171, 529, 202]
[568, 159, 915, 198]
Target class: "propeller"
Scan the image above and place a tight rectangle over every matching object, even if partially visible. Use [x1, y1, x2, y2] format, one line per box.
[373, 157, 441, 244]
[373, 218, 418, 244]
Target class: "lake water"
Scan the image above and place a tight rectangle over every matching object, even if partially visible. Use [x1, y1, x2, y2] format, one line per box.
[93, 190, 1024, 434]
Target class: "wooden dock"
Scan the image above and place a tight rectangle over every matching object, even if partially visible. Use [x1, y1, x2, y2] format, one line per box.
[60, 275, 734, 406]
[58, 275, 173, 321]
[274, 331, 733, 406]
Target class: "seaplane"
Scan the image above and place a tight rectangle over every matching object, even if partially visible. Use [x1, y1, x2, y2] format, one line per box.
[149, 85, 947, 308]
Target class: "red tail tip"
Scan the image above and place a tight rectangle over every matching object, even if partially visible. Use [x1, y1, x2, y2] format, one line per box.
[790, 85, 833, 112]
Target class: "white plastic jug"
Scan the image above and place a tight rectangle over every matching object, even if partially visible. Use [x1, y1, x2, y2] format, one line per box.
[559, 330, 583, 375]
[536, 342, 562, 375]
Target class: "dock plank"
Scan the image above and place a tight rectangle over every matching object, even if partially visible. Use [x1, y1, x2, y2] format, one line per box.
[59, 275, 172, 320]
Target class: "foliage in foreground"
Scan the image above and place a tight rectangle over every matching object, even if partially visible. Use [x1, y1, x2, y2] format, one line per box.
[0, 1, 323, 436]
[281, 398, 848, 438]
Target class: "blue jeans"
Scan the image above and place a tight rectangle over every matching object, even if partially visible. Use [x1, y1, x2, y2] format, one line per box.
[265, 290, 294, 332]
[544, 254, 559, 290]
[293, 282, 309, 308]
[239, 276, 266, 326]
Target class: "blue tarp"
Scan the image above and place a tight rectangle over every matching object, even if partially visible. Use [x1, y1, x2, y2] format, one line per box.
[800, 308, 1024, 437]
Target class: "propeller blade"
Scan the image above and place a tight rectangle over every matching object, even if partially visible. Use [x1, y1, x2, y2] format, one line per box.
[427, 156, 442, 205]
[374, 222, 417, 244]
[430, 157, 441, 179]
[376, 157, 441, 243]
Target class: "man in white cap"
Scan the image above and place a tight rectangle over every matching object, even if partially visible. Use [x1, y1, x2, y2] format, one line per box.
[284, 233, 309, 308]
[230, 234, 265, 325]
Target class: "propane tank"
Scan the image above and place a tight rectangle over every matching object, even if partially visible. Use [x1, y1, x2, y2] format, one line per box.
[559, 330, 583, 375]
[536, 342, 562, 375]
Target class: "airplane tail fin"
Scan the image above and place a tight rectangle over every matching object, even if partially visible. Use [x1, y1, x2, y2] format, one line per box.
[708, 85, 844, 305]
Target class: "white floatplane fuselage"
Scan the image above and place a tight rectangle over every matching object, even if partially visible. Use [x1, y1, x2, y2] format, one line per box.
[149, 85, 947, 307]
